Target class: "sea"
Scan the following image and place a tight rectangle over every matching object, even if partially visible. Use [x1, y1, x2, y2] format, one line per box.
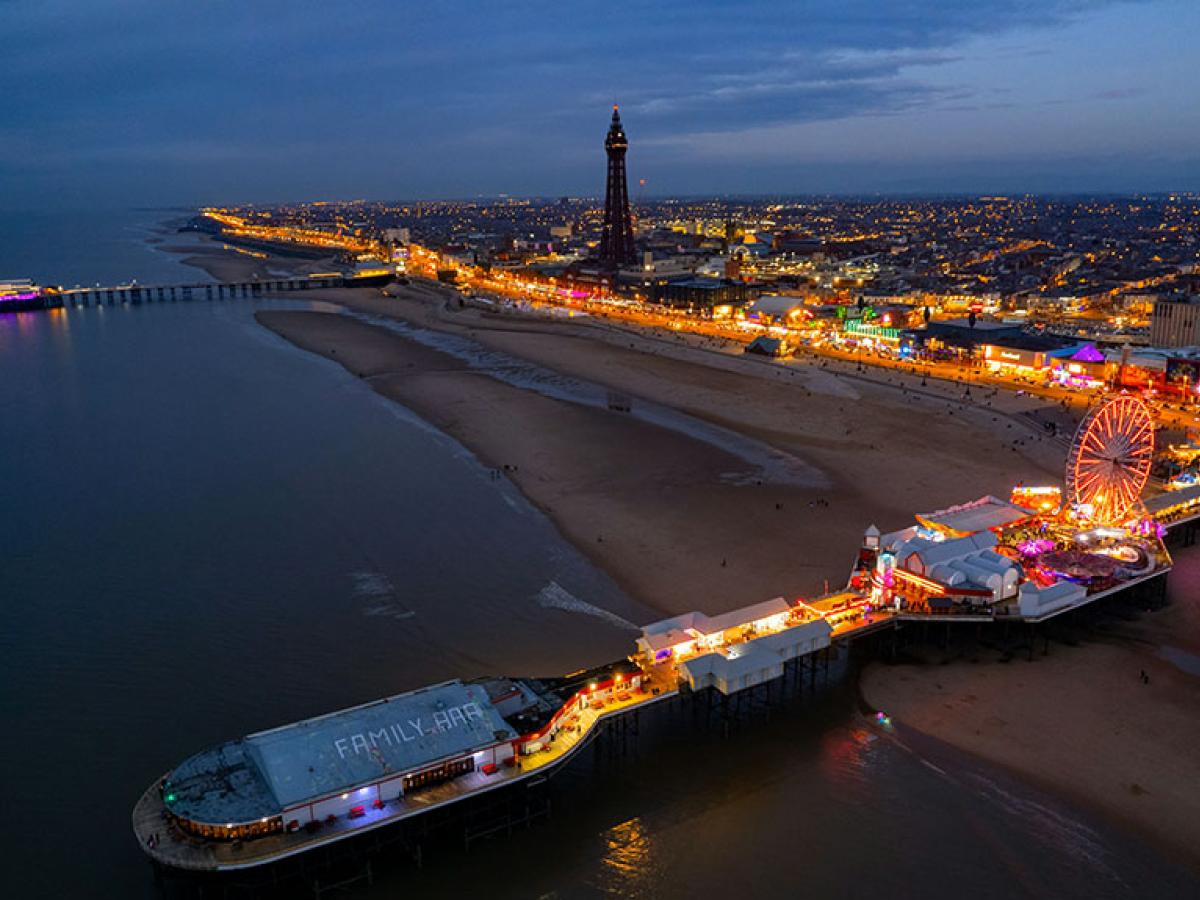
[0, 210, 1197, 898]
[0, 208, 215, 288]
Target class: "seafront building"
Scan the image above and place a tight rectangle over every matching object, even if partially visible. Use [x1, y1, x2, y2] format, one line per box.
[0, 278, 52, 311]
[156, 119, 1200, 400]
[1151, 296, 1200, 347]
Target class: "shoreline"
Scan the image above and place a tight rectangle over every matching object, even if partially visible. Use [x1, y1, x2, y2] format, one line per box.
[147, 221, 338, 284]
[157, 240, 1200, 876]
[254, 307, 835, 618]
[252, 287, 1062, 617]
[859, 588, 1200, 874]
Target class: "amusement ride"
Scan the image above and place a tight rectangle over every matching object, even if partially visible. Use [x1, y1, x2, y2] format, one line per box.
[1065, 394, 1155, 523]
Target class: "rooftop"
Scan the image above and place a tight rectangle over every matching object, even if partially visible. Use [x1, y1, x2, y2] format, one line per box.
[165, 680, 514, 824]
[915, 495, 1031, 536]
[928, 318, 1023, 333]
[640, 596, 793, 646]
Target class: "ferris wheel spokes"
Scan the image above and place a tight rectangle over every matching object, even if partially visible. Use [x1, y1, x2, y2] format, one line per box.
[1065, 395, 1154, 524]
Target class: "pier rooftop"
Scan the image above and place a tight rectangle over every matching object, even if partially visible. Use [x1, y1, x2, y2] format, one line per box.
[164, 681, 514, 837]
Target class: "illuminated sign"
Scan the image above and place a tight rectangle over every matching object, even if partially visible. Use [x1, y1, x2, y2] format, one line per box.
[844, 320, 900, 341]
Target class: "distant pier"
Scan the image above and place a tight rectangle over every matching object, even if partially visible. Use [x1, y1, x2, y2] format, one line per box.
[59, 275, 347, 308]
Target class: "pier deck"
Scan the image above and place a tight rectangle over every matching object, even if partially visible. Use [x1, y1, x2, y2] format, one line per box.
[132, 557, 1169, 874]
[59, 275, 348, 308]
[133, 674, 678, 872]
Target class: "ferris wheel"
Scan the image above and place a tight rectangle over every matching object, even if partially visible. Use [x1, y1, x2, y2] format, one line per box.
[1065, 395, 1154, 523]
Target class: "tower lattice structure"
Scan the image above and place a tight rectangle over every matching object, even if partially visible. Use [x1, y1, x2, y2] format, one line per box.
[599, 106, 636, 269]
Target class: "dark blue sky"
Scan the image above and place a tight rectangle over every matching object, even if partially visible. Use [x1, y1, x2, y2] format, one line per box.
[2, 0, 1196, 208]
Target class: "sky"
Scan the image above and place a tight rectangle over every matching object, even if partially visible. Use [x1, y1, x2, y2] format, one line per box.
[1, 0, 1197, 208]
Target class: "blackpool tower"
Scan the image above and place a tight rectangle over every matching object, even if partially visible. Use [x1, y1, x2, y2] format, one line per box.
[599, 106, 636, 269]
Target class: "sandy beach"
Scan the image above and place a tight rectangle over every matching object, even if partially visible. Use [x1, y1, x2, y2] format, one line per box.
[860, 585, 1200, 872]
[255, 281, 1062, 616]
[163, 241, 1198, 873]
[150, 228, 337, 284]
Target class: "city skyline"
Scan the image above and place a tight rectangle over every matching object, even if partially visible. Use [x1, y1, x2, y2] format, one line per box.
[4, 1, 1200, 892]
[3, 0, 1199, 209]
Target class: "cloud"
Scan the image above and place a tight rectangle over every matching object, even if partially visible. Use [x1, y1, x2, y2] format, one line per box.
[1093, 87, 1147, 100]
[0, 0, 1192, 204]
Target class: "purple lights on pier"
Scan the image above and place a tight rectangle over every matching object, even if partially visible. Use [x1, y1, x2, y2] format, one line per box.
[0, 291, 40, 304]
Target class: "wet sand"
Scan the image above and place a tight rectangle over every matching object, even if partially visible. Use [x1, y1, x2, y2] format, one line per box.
[861, 589, 1200, 873]
[255, 282, 1060, 615]
[153, 233, 336, 283]
[258, 308, 848, 616]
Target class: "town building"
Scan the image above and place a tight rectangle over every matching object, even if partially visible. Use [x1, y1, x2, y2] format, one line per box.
[1150, 296, 1200, 347]
[649, 278, 756, 316]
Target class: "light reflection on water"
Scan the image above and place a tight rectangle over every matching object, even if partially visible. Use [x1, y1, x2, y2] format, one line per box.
[818, 725, 879, 794]
[592, 816, 659, 898]
[369, 672, 1197, 900]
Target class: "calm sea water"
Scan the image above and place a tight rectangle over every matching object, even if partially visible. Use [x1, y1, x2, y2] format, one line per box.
[0, 298, 1196, 898]
[0, 208, 212, 287]
[0, 300, 649, 897]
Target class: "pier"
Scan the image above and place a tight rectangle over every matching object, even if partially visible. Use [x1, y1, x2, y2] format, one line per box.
[133, 674, 681, 874]
[57, 275, 348, 308]
[1147, 482, 1200, 547]
[131, 380, 1194, 889]
[132, 551, 1170, 882]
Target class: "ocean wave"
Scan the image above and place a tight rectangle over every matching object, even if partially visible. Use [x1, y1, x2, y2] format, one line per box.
[536, 581, 638, 631]
[351, 571, 416, 620]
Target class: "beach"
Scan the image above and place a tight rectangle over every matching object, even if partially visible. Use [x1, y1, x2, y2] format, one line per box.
[161, 238, 1199, 875]
[860, 581, 1200, 872]
[152, 224, 338, 284]
[254, 280, 1063, 616]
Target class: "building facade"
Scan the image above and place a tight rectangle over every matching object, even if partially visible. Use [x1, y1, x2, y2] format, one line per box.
[650, 277, 755, 315]
[1150, 297, 1200, 348]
